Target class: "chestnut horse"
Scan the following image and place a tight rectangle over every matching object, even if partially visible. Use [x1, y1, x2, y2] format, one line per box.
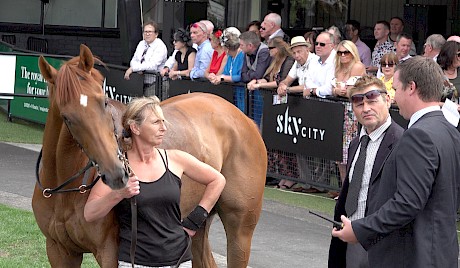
[33, 44, 267, 268]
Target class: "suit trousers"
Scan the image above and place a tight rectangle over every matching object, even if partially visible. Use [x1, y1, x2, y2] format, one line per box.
[346, 243, 369, 268]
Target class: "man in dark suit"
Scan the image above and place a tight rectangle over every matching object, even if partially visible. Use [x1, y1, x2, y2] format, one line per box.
[332, 56, 460, 267]
[328, 75, 404, 268]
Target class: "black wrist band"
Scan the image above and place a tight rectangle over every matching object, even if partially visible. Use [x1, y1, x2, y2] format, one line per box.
[182, 205, 208, 231]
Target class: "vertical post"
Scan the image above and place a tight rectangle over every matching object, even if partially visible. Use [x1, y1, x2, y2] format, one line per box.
[7, 99, 12, 122]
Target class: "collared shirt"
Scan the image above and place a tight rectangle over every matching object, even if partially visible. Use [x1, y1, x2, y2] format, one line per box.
[305, 50, 336, 98]
[190, 39, 213, 79]
[130, 39, 167, 73]
[287, 53, 319, 85]
[269, 28, 283, 40]
[408, 106, 440, 128]
[355, 38, 372, 66]
[349, 115, 392, 221]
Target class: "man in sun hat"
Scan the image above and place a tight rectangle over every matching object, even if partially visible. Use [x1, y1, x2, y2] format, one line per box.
[277, 36, 318, 96]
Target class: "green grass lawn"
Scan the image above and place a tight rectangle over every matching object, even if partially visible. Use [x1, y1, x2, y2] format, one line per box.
[0, 204, 98, 267]
[0, 110, 44, 144]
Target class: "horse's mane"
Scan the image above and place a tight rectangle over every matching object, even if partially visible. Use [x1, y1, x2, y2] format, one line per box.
[55, 57, 105, 106]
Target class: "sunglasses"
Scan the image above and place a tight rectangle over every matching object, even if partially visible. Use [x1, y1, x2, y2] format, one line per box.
[337, 50, 351, 56]
[350, 89, 386, 104]
[380, 63, 396, 68]
[315, 42, 331, 47]
[268, 46, 276, 50]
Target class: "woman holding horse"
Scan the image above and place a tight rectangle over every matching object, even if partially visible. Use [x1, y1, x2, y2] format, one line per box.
[84, 96, 226, 268]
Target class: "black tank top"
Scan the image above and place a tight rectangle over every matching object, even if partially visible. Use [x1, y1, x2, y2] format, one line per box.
[115, 149, 192, 266]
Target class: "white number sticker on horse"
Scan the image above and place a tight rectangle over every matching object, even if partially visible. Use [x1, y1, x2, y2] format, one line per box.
[80, 94, 88, 107]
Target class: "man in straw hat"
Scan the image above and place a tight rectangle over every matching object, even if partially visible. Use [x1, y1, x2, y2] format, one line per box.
[277, 36, 318, 96]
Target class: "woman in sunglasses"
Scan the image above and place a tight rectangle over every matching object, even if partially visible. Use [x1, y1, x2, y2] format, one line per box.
[167, 28, 196, 80]
[331, 40, 366, 189]
[247, 37, 294, 91]
[379, 52, 398, 104]
[332, 40, 366, 98]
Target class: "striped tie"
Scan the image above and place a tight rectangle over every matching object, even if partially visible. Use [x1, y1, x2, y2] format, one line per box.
[140, 45, 149, 63]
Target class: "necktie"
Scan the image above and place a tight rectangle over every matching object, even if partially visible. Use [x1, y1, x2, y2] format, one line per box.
[140, 45, 149, 63]
[345, 135, 370, 216]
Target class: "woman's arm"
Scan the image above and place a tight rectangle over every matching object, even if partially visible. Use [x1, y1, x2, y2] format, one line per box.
[169, 150, 225, 213]
[215, 54, 228, 76]
[84, 175, 139, 222]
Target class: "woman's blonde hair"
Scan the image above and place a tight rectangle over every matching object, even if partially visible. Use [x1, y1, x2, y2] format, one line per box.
[334, 40, 361, 75]
[264, 37, 293, 81]
[120, 96, 166, 151]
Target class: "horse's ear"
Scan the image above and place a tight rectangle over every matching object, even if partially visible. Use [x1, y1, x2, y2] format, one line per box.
[78, 44, 94, 72]
[38, 55, 57, 85]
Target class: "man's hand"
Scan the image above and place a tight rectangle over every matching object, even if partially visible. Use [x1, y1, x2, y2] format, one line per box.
[331, 215, 358, 244]
[277, 83, 288, 96]
[124, 67, 133, 80]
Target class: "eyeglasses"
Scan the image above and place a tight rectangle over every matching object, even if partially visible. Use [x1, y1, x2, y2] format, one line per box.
[268, 46, 276, 50]
[143, 30, 154, 35]
[315, 42, 331, 47]
[380, 63, 396, 68]
[337, 50, 351, 56]
[350, 89, 386, 104]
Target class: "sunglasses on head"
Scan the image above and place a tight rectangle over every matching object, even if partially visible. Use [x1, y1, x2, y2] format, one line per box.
[268, 46, 276, 50]
[381, 63, 396, 68]
[350, 89, 386, 104]
[315, 42, 330, 47]
[337, 50, 351, 56]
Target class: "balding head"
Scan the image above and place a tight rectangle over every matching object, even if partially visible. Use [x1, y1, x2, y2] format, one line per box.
[447, 35, 460, 43]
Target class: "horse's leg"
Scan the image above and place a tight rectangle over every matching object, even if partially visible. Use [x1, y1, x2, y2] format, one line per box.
[46, 238, 84, 268]
[92, 233, 119, 268]
[217, 171, 264, 268]
[191, 214, 217, 268]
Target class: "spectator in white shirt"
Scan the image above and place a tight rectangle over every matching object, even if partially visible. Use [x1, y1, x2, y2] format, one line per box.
[304, 32, 336, 98]
[124, 21, 167, 86]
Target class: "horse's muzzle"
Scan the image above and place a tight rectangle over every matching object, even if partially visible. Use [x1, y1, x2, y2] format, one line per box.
[101, 166, 128, 190]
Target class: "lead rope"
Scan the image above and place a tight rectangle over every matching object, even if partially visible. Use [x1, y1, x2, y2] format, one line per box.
[119, 151, 137, 268]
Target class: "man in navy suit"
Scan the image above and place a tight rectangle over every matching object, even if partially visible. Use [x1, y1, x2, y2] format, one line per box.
[333, 56, 460, 268]
[328, 75, 404, 268]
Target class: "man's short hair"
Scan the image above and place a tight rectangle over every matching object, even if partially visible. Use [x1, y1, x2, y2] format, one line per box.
[144, 21, 159, 33]
[396, 33, 413, 43]
[346, 20, 361, 35]
[376, 20, 390, 31]
[396, 56, 444, 102]
[318, 31, 335, 44]
[390, 16, 404, 26]
[426, 34, 446, 50]
[240, 31, 261, 46]
[349, 75, 387, 99]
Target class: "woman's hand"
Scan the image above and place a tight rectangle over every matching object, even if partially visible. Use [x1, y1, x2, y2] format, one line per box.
[115, 175, 140, 199]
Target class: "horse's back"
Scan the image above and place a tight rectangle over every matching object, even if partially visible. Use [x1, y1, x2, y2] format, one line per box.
[160, 92, 266, 214]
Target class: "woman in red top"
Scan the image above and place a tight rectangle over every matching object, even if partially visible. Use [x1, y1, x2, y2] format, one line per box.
[205, 29, 228, 82]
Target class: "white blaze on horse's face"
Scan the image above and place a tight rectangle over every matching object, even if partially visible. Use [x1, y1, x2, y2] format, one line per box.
[80, 94, 88, 107]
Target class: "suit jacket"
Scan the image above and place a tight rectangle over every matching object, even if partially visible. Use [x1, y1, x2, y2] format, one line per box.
[328, 120, 404, 268]
[353, 111, 460, 268]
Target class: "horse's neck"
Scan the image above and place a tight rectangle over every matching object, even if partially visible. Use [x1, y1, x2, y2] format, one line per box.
[41, 103, 85, 184]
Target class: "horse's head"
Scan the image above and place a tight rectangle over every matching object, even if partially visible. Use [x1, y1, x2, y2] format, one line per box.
[38, 44, 128, 189]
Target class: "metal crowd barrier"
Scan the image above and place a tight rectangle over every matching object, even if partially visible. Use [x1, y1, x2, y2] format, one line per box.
[140, 74, 412, 192]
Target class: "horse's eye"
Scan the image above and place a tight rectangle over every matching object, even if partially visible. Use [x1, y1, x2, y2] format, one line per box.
[104, 99, 109, 108]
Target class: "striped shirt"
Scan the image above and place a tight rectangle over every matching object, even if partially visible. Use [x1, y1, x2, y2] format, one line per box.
[349, 115, 392, 221]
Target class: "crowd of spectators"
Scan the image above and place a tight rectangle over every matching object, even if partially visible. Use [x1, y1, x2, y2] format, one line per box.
[125, 15, 460, 196]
